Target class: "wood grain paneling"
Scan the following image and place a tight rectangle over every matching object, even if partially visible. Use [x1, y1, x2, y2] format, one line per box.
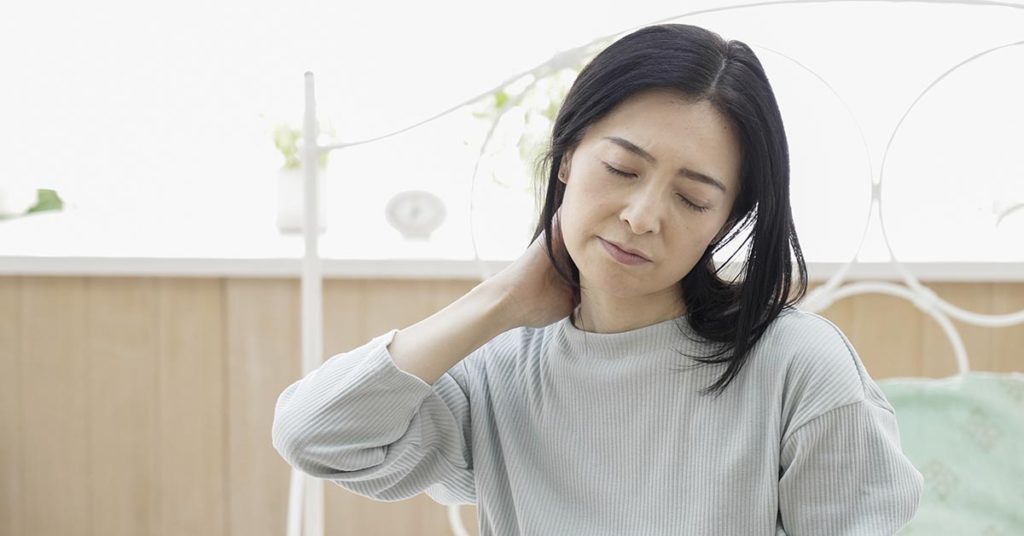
[0, 276, 1020, 536]
[0, 277, 23, 536]
[225, 278, 301, 536]
[20, 278, 93, 536]
[990, 282, 1024, 372]
[87, 277, 159, 536]
[812, 282, 1024, 379]
[157, 279, 226, 536]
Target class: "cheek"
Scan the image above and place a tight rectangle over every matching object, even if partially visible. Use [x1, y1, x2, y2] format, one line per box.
[559, 186, 585, 235]
[564, 176, 610, 223]
[560, 209, 583, 257]
[670, 241, 708, 272]
[572, 171, 609, 200]
[557, 206, 592, 266]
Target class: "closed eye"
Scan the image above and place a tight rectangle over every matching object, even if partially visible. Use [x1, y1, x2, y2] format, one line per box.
[602, 162, 711, 213]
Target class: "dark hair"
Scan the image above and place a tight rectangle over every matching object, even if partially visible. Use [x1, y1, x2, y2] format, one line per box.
[530, 23, 808, 398]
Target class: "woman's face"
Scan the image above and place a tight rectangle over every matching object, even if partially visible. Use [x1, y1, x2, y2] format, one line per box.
[558, 88, 742, 317]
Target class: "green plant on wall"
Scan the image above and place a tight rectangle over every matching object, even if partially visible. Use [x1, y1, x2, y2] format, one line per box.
[468, 39, 610, 188]
[460, 39, 612, 238]
[0, 188, 63, 221]
[273, 121, 336, 169]
[468, 71, 575, 191]
[26, 189, 63, 214]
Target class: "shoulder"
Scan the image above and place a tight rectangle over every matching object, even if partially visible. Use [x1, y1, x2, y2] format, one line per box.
[763, 309, 885, 436]
[766, 308, 866, 384]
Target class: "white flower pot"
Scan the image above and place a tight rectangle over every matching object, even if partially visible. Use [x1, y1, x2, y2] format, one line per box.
[276, 167, 327, 234]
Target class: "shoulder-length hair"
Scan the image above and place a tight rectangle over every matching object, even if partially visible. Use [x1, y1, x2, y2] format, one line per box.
[531, 23, 808, 398]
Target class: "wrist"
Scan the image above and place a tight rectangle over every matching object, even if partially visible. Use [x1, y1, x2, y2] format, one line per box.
[471, 280, 519, 333]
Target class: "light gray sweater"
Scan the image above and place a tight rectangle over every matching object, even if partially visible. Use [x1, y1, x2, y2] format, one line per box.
[272, 308, 923, 535]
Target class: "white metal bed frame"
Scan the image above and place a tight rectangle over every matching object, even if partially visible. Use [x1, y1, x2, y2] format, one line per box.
[287, 2, 1024, 534]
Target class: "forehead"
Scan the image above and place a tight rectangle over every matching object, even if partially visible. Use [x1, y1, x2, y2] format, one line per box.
[585, 89, 742, 191]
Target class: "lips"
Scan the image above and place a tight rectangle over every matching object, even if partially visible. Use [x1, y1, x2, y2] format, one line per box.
[600, 238, 650, 261]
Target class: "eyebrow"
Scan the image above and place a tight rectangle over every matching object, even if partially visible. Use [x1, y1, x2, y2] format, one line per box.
[603, 136, 729, 194]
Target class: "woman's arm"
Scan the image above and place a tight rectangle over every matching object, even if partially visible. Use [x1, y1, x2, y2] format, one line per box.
[269, 281, 517, 504]
[388, 281, 515, 386]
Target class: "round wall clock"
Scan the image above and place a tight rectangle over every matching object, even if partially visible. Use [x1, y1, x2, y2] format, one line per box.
[384, 190, 447, 241]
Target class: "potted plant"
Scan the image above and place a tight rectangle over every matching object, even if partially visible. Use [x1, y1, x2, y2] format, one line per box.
[273, 122, 333, 234]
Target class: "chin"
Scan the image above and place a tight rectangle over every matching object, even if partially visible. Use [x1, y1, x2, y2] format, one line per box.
[584, 263, 646, 293]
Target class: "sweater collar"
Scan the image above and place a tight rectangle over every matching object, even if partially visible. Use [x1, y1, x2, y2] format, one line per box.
[556, 310, 695, 359]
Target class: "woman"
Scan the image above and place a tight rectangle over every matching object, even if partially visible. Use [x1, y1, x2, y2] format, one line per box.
[273, 23, 923, 535]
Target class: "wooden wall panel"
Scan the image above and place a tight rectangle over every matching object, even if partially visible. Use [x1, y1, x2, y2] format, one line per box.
[20, 278, 92, 536]
[157, 279, 226, 536]
[990, 282, 1024, 372]
[87, 278, 160, 536]
[849, 291, 925, 379]
[0, 277, 23, 536]
[925, 282, 995, 376]
[813, 281, 1024, 379]
[225, 279, 300, 536]
[1, 276, 1021, 536]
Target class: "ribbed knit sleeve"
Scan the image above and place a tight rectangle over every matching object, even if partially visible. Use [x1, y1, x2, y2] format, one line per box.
[778, 398, 924, 535]
[775, 313, 924, 534]
[271, 328, 477, 505]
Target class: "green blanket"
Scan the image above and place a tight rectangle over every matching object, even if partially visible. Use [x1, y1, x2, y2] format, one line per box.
[878, 371, 1024, 535]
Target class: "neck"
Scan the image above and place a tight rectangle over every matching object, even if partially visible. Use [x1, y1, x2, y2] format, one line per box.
[572, 301, 687, 334]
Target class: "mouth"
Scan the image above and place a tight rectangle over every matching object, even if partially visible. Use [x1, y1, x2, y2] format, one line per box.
[599, 237, 651, 264]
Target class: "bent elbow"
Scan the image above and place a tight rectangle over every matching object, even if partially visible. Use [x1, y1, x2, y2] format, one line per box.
[271, 408, 304, 468]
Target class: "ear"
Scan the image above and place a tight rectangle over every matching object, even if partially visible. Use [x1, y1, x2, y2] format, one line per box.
[558, 151, 573, 184]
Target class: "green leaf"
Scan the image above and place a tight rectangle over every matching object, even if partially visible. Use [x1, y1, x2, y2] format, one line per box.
[25, 189, 63, 214]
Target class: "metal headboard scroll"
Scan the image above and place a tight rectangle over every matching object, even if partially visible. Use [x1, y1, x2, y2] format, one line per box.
[289, 2, 1024, 535]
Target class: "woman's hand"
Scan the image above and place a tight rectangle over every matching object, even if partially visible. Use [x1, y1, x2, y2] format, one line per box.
[485, 208, 577, 329]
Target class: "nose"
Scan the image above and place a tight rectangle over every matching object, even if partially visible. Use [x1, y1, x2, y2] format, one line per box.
[620, 182, 668, 234]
